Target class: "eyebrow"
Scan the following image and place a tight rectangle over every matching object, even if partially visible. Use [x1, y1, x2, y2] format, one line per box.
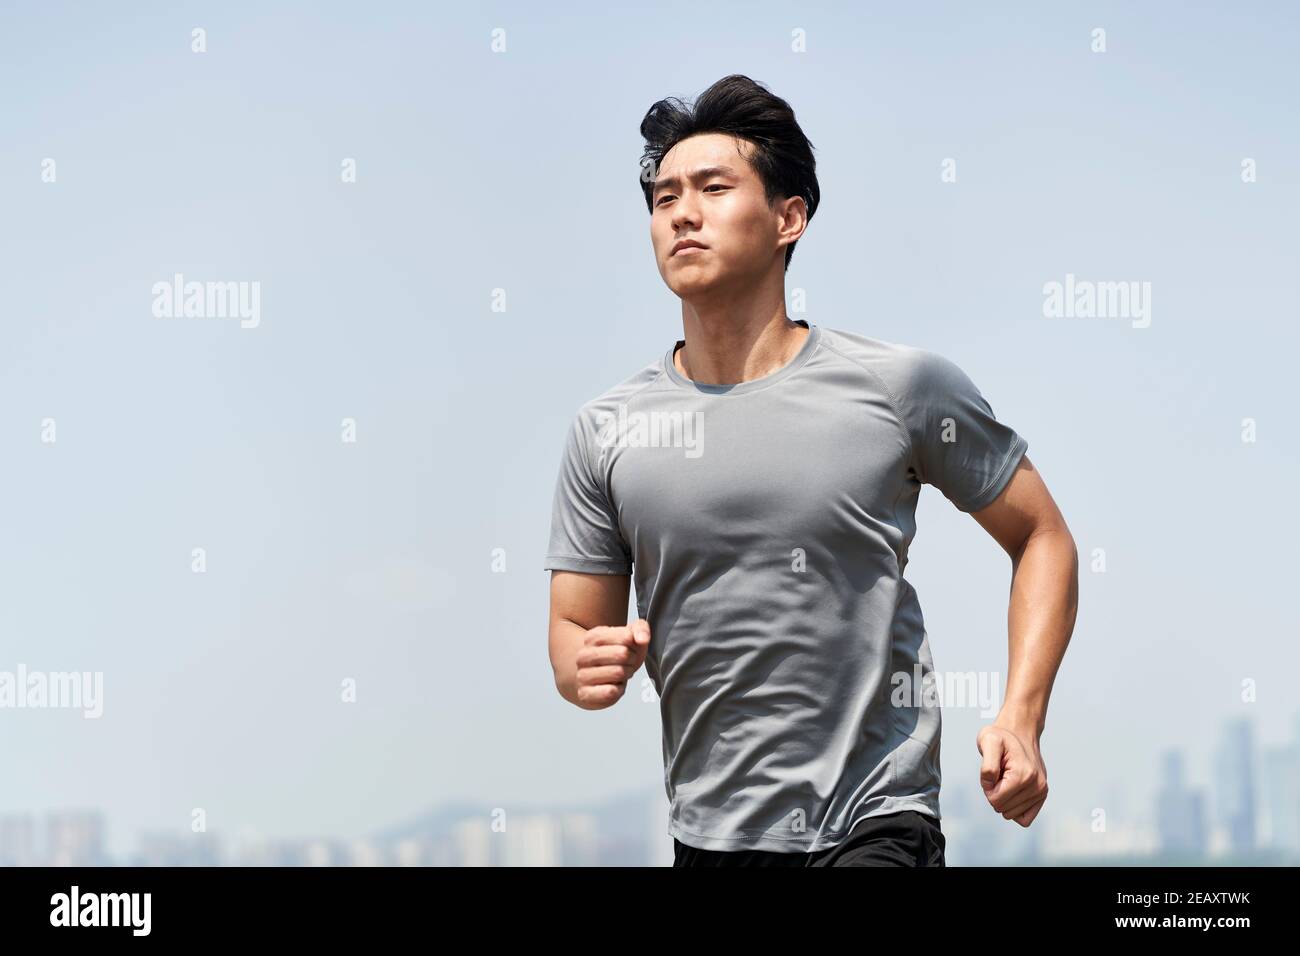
[652, 165, 739, 197]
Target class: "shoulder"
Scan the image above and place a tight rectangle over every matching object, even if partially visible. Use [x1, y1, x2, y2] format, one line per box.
[816, 326, 964, 403]
[574, 357, 666, 419]
[565, 357, 669, 448]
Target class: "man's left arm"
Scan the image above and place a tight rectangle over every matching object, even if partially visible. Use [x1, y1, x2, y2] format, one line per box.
[968, 453, 1079, 827]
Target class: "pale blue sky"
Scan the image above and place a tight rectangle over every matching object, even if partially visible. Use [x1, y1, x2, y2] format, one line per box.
[1, 1, 1297, 857]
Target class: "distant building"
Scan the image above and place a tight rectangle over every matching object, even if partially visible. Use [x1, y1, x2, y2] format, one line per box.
[452, 817, 493, 866]
[45, 810, 107, 866]
[1261, 714, 1300, 855]
[393, 837, 432, 866]
[303, 840, 332, 867]
[502, 815, 562, 867]
[132, 831, 223, 866]
[1212, 718, 1258, 854]
[0, 814, 37, 866]
[1155, 750, 1206, 856]
[558, 813, 598, 866]
[344, 839, 384, 867]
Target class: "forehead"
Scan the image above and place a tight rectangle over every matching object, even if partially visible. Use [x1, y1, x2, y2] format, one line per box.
[656, 133, 755, 180]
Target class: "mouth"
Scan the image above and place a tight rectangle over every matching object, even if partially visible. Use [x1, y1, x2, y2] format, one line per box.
[672, 243, 707, 257]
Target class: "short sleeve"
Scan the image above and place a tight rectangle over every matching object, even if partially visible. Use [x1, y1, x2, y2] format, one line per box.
[895, 349, 1029, 513]
[543, 413, 633, 574]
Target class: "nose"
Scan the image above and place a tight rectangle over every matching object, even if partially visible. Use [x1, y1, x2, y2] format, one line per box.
[670, 189, 701, 234]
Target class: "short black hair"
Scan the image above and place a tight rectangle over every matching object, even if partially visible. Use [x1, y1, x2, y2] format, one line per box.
[638, 74, 820, 271]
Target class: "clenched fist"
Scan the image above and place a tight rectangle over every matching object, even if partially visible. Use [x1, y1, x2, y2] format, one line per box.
[976, 723, 1049, 827]
[574, 619, 652, 710]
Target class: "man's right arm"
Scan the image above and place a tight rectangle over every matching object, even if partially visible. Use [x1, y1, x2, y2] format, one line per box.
[548, 570, 649, 710]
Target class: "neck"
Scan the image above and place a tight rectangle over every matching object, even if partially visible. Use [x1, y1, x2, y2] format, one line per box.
[675, 288, 807, 385]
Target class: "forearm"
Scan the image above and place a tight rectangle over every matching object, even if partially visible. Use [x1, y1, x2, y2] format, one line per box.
[548, 570, 633, 708]
[996, 526, 1079, 737]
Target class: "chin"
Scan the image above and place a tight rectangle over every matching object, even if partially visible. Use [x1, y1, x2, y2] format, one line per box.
[666, 273, 720, 297]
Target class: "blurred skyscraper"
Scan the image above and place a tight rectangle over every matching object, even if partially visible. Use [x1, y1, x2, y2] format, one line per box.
[1211, 717, 1258, 855]
[1156, 750, 1206, 856]
[1261, 714, 1300, 855]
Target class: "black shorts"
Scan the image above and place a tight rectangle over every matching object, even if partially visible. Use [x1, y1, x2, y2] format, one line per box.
[672, 810, 946, 867]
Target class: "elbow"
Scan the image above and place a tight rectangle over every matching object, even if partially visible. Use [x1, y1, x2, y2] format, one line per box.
[1060, 524, 1080, 573]
[549, 652, 581, 709]
[554, 672, 578, 708]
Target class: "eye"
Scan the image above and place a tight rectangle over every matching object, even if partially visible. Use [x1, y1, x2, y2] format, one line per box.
[656, 184, 728, 207]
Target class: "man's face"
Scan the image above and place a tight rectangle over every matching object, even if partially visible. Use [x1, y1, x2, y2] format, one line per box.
[649, 133, 796, 297]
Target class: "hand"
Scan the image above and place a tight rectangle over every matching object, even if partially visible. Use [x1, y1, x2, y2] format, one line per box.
[976, 722, 1048, 826]
[573, 619, 652, 710]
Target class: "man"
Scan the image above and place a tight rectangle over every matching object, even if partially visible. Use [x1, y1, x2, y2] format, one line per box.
[544, 75, 1078, 867]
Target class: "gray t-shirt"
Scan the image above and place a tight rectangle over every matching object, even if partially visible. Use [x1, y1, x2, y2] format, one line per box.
[544, 320, 1028, 852]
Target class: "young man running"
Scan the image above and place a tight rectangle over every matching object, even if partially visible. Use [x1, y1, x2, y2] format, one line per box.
[544, 75, 1079, 867]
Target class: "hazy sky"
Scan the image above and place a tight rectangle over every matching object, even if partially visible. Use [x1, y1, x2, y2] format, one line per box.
[1, 1, 1297, 858]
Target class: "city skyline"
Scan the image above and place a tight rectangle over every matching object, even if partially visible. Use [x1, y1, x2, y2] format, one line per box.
[5, 711, 1296, 866]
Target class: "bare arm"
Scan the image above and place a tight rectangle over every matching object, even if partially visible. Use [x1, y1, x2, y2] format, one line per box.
[549, 570, 648, 709]
[968, 454, 1079, 824]
[971, 454, 1079, 735]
